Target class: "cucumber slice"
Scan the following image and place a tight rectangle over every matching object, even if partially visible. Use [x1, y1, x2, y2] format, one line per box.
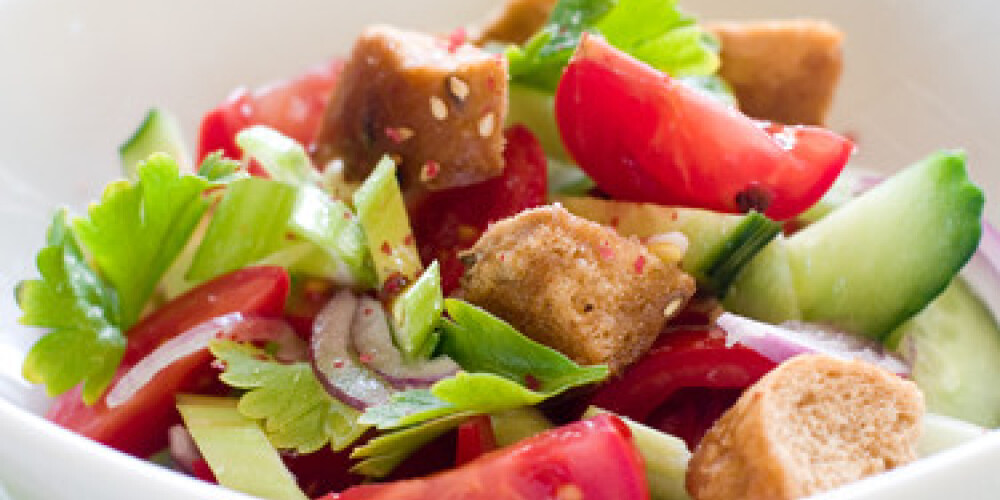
[728, 151, 984, 340]
[558, 197, 779, 296]
[119, 108, 189, 180]
[893, 279, 1000, 427]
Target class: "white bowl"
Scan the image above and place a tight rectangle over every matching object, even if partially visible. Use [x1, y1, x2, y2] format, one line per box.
[0, 1, 997, 499]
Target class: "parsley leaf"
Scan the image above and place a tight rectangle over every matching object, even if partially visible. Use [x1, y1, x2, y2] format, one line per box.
[17, 210, 125, 403]
[211, 341, 368, 454]
[508, 0, 720, 92]
[351, 412, 475, 478]
[74, 153, 210, 328]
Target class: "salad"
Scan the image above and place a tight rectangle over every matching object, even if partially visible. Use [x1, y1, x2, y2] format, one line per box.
[10, 0, 997, 499]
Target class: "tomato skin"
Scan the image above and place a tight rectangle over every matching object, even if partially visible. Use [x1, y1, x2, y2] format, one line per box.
[555, 34, 852, 220]
[589, 326, 776, 448]
[410, 126, 547, 294]
[455, 415, 497, 466]
[328, 414, 648, 500]
[197, 59, 344, 164]
[46, 267, 290, 457]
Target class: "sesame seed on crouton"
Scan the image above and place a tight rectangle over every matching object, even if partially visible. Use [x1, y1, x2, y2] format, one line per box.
[686, 354, 924, 500]
[460, 205, 696, 374]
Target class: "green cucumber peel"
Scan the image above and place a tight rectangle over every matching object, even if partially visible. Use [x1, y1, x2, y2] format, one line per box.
[119, 108, 190, 181]
[693, 211, 782, 298]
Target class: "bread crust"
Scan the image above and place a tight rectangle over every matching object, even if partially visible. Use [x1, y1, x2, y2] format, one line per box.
[687, 354, 924, 500]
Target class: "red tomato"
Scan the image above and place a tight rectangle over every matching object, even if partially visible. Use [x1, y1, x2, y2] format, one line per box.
[455, 415, 497, 466]
[46, 267, 290, 457]
[197, 59, 344, 163]
[589, 326, 776, 449]
[555, 34, 852, 220]
[284, 276, 337, 339]
[410, 126, 547, 294]
[326, 414, 648, 500]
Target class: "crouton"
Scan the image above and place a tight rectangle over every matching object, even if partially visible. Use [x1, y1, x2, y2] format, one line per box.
[313, 25, 508, 191]
[707, 20, 844, 126]
[470, 0, 557, 46]
[460, 205, 695, 374]
[686, 355, 924, 500]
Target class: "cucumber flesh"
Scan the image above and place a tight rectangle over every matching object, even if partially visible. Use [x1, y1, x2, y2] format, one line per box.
[119, 108, 190, 180]
[558, 197, 778, 297]
[723, 236, 801, 324]
[729, 151, 984, 340]
[893, 279, 1000, 427]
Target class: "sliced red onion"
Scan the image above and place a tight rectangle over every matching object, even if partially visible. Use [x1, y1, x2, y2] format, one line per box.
[168, 424, 202, 474]
[717, 312, 910, 375]
[310, 290, 394, 409]
[106, 314, 306, 408]
[351, 296, 458, 389]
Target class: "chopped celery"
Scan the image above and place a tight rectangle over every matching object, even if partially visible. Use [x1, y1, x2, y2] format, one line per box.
[236, 126, 320, 186]
[257, 242, 356, 284]
[391, 261, 444, 358]
[584, 407, 692, 500]
[289, 185, 376, 286]
[176, 395, 308, 500]
[353, 157, 422, 287]
[351, 412, 475, 478]
[119, 109, 190, 180]
[489, 407, 553, 446]
[186, 177, 298, 283]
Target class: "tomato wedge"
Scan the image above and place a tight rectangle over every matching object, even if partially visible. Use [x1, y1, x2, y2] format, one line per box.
[197, 58, 343, 164]
[455, 415, 497, 466]
[325, 414, 648, 500]
[410, 125, 547, 294]
[46, 267, 290, 457]
[555, 34, 852, 220]
[589, 326, 776, 448]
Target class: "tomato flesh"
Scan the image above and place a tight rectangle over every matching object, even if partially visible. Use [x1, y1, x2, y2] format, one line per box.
[455, 415, 497, 466]
[589, 326, 776, 449]
[555, 34, 852, 220]
[46, 266, 290, 457]
[410, 125, 547, 294]
[197, 59, 343, 164]
[326, 414, 648, 500]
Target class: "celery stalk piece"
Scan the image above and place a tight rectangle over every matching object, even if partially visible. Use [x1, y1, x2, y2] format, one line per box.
[186, 177, 298, 283]
[176, 395, 308, 500]
[489, 407, 553, 447]
[584, 407, 692, 500]
[353, 157, 423, 287]
[391, 261, 444, 358]
[236, 126, 321, 186]
[289, 185, 376, 287]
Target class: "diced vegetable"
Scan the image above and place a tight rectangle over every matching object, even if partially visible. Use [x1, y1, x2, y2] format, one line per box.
[353, 157, 423, 289]
[236, 126, 321, 186]
[489, 407, 553, 447]
[391, 262, 445, 358]
[289, 185, 376, 286]
[176, 395, 308, 500]
[46, 267, 289, 457]
[351, 412, 476, 478]
[119, 109, 190, 180]
[455, 415, 497, 465]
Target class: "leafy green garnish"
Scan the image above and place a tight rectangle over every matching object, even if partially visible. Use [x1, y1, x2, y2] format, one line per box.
[507, 0, 719, 92]
[197, 151, 246, 183]
[17, 210, 125, 403]
[186, 177, 299, 283]
[236, 126, 321, 187]
[351, 412, 476, 478]
[211, 341, 368, 453]
[358, 389, 456, 429]
[289, 185, 376, 286]
[75, 154, 210, 328]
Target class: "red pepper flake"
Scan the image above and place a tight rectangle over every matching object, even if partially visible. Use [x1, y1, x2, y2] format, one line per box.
[385, 126, 414, 144]
[670, 211, 679, 221]
[420, 161, 441, 182]
[211, 359, 227, 371]
[403, 234, 415, 246]
[499, 252, 506, 263]
[333, 359, 345, 369]
[359, 353, 374, 364]
[597, 241, 615, 260]
[380, 241, 393, 256]
[634, 255, 647, 274]
[609, 215, 620, 228]
[343, 211, 353, 220]
[486, 76, 496, 92]
[363, 307, 373, 317]
[381, 272, 410, 297]
[524, 374, 541, 391]
[457, 224, 479, 243]
[447, 27, 467, 53]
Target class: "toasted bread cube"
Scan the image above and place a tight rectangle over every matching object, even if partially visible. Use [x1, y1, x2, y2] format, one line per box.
[687, 355, 924, 500]
[313, 25, 508, 190]
[460, 205, 695, 374]
[471, 0, 557, 46]
[708, 20, 844, 126]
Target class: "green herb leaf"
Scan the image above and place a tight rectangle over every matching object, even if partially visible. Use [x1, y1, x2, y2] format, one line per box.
[211, 341, 368, 453]
[236, 126, 321, 187]
[197, 151, 247, 183]
[289, 185, 376, 286]
[508, 0, 719, 92]
[186, 177, 298, 283]
[440, 299, 609, 392]
[358, 389, 457, 429]
[350, 412, 475, 478]
[17, 210, 125, 403]
[74, 154, 210, 328]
